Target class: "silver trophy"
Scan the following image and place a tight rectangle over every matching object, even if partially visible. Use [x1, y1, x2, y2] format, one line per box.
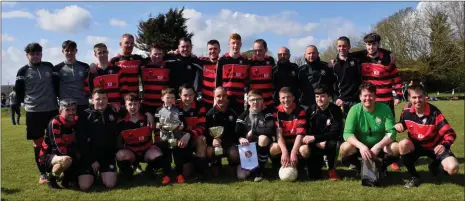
[159, 116, 182, 149]
[209, 126, 224, 155]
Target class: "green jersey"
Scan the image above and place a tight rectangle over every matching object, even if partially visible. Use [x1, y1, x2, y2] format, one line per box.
[343, 102, 396, 148]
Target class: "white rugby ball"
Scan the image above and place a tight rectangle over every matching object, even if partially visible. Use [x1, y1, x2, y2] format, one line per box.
[279, 167, 298, 181]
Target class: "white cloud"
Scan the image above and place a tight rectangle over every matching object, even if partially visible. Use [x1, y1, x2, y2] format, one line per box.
[39, 39, 49, 47]
[288, 36, 318, 57]
[109, 18, 127, 27]
[2, 10, 34, 19]
[2, 2, 17, 7]
[1, 47, 23, 85]
[86, 35, 108, 45]
[2, 34, 16, 42]
[36, 5, 92, 33]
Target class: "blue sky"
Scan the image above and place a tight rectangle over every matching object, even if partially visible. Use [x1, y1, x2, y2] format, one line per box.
[2, 1, 419, 85]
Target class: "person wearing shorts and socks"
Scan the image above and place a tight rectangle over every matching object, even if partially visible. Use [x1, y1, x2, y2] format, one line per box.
[395, 84, 459, 188]
[9, 87, 21, 125]
[15, 42, 59, 184]
[76, 88, 119, 191]
[205, 86, 240, 178]
[39, 99, 79, 189]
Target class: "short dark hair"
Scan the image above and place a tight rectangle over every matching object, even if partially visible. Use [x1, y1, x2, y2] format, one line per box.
[314, 85, 330, 96]
[179, 83, 196, 95]
[161, 88, 176, 97]
[207, 39, 220, 47]
[279, 87, 293, 95]
[92, 88, 107, 96]
[359, 83, 377, 94]
[179, 37, 192, 45]
[124, 93, 140, 102]
[363, 33, 381, 44]
[337, 36, 351, 46]
[408, 84, 425, 94]
[62, 40, 77, 50]
[248, 89, 263, 97]
[24, 43, 42, 53]
[150, 43, 163, 52]
[254, 39, 268, 51]
[93, 43, 107, 53]
[121, 33, 134, 40]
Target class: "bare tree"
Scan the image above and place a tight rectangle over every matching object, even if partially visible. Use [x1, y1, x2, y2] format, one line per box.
[291, 56, 306, 67]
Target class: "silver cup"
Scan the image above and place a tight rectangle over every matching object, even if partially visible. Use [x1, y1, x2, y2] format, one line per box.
[209, 126, 224, 155]
[161, 119, 182, 149]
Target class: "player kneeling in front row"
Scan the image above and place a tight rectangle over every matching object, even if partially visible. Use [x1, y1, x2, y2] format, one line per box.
[154, 88, 192, 184]
[303, 85, 343, 181]
[270, 87, 309, 181]
[39, 99, 79, 189]
[339, 83, 399, 186]
[76, 88, 120, 191]
[116, 93, 164, 181]
[205, 86, 240, 178]
[177, 84, 208, 181]
[395, 84, 459, 188]
[235, 90, 275, 182]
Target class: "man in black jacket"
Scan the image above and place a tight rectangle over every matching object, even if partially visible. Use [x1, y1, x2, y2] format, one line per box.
[272, 47, 300, 106]
[297, 45, 336, 109]
[332, 36, 362, 117]
[303, 85, 343, 181]
[235, 89, 275, 182]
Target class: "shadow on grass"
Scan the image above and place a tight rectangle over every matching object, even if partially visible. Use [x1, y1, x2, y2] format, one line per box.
[415, 157, 465, 166]
[1, 187, 20, 195]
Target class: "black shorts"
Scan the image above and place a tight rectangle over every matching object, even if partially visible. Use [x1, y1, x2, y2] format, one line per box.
[26, 110, 58, 140]
[78, 159, 117, 176]
[411, 143, 455, 162]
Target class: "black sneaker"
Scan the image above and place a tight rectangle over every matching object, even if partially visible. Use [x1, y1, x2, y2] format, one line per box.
[47, 174, 62, 189]
[404, 177, 421, 188]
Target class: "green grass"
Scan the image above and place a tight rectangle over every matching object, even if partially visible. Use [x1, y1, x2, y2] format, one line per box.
[1, 101, 464, 200]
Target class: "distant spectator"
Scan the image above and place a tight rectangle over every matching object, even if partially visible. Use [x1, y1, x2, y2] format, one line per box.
[1, 92, 6, 107]
[9, 87, 20, 125]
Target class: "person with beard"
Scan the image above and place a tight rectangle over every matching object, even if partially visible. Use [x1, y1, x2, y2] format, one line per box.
[140, 44, 171, 114]
[332, 37, 363, 117]
[76, 88, 119, 191]
[297, 45, 336, 109]
[395, 84, 458, 188]
[110, 34, 144, 99]
[205, 86, 240, 178]
[39, 99, 79, 189]
[249, 39, 275, 107]
[165, 37, 204, 97]
[198, 40, 221, 110]
[235, 90, 275, 182]
[215, 33, 250, 114]
[15, 42, 59, 184]
[272, 47, 299, 106]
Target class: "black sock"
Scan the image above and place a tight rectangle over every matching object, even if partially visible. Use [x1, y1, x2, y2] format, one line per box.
[173, 148, 184, 175]
[34, 147, 45, 174]
[343, 154, 361, 170]
[117, 160, 133, 177]
[270, 154, 281, 169]
[325, 141, 338, 170]
[401, 152, 420, 178]
[195, 156, 208, 176]
[257, 145, 269, 175]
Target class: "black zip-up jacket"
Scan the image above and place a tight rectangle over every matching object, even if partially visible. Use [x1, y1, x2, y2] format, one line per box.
[297, 57, 336, 107]
[235, 106, 276, 139]
[76, 106, 120, 164]
[165, 54, 203, 95]
[205, 105, 239, 146]
[333, 54, 362, 102]
[306, 103, 343, 143]
[272, 60, 300, 105]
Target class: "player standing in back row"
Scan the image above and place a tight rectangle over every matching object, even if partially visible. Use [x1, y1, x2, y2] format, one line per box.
[198, 40, 221, 110]
[249, 39, 276, 107]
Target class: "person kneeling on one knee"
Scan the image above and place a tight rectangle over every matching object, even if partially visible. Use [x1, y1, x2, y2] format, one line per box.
[235, 90, 275, 182]
[339, 83, 399, 180]
[39, 99, 80, 189]
[395, 84, 459, 188]
[303, 85, 343, 181]
[269, 87, 308, 171]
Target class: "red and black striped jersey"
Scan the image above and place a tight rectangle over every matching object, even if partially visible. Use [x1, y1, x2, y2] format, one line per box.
[249, 56, 276, 107]
[117, 113, 153, 155]
[178, 100, 207, 140]
[198, 57, 217, 106]
[88, 63, 122, 107]
[355, 49, 402, 102]
[274, 103, 307, 144]
[39, 115, 78, 163]
[140, 59, 170, 109]
[399, 103, 456, 150]
[110, 54, 144, 98]
[215, 52, 250, 106]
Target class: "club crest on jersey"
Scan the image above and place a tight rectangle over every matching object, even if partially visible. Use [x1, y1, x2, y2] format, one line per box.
[229, 115, 234, 121]
[108, 70, 113, 74]
[422, 118, 427, 124]
[291, 71, 296, 76]
[373, 71, 380, 75]
[187, 65, 192, 70]
[109, 114, 115, 121]
[326, 119, 331, 126]
[266, 61, 270, 65]
[239, 60, 243, 64]
[45, 72, 51, 77]
[376, 117, 382, 124]
[378, 60, 382, 64]
[259, 120, 265, 127]
[140, 122, 144, 127]
[350, 61, 355, 66]
[109, 165, 115, 169]
[190, 112, 194, 116]
[79, 71, 84, 76]
[321, 70, 326, 75]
